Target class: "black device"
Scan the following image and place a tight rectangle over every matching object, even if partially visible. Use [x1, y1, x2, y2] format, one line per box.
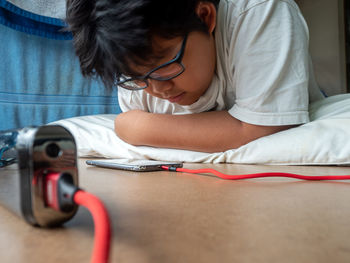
[0, 125, 79, 227]
[86, 159, 183, 172]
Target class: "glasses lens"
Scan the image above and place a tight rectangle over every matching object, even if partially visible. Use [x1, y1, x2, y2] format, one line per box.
[149, 63, 184, 80]
[119, 79, 148, 90]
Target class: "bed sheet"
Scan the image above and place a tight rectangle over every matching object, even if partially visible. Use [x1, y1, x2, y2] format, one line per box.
[52, 94, 350, 165]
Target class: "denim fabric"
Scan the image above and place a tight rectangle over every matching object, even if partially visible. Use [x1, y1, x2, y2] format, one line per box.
[0, 0, 71, 39]
[0, 3, 121, 131]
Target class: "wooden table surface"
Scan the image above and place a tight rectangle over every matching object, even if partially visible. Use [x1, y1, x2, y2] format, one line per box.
[1, 159, 350, 263]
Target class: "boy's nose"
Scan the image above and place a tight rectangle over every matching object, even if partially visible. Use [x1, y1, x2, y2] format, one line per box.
[147, 79, 173, 95]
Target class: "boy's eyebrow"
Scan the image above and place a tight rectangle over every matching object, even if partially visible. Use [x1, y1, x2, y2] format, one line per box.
[151, 38, 181, 59]
[155, 45, 177, 56]
[149, 46, 178, 62]
[138, 45, 177, 72]
[126, 39, 181, 76]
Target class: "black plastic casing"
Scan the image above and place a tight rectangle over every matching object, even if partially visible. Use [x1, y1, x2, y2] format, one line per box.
[0, 125, 79, 227]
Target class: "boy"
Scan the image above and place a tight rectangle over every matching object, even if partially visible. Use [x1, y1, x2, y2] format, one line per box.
[66, 0, 324, 153]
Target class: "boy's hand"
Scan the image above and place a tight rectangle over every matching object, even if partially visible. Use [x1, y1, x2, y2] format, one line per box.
[114, 110, 295, 153]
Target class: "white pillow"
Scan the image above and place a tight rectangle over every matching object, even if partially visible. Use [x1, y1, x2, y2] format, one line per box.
[51, 94, 350, 165]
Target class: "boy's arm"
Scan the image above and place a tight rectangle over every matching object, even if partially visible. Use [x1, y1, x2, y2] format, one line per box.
[114, 110, 295, 153]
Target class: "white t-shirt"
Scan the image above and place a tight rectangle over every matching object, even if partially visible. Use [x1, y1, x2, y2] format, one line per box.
[118, 0, 325, 126]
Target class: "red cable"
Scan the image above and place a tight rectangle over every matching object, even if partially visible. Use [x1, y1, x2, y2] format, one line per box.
[161, 166, 350, 181]
[73, 190, 111, 263]
[45, 166, 350, 263]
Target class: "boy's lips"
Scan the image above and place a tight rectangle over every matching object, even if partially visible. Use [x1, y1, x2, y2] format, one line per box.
[166, 92, 186, 103]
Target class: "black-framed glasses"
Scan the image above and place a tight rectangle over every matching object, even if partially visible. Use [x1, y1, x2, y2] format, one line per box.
[115, 34, 188, 90]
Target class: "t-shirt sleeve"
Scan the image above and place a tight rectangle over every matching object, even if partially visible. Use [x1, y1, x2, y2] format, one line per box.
[117, 87, 149, 112]
[227, 0, 311, 126]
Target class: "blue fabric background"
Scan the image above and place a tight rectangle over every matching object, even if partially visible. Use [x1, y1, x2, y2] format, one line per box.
[0, 1, 121, 130]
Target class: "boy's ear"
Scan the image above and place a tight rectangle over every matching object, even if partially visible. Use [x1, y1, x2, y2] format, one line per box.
[195, 2, 217, 34]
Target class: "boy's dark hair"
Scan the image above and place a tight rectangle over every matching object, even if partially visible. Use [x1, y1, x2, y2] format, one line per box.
[66, 0, 220, 88]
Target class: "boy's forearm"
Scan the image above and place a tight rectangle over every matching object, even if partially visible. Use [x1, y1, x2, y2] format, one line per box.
[115, 110, 241, 152]
[114, 110, 293, 153]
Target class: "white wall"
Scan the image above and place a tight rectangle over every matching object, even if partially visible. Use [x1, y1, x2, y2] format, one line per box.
[296, 0, 347, 95]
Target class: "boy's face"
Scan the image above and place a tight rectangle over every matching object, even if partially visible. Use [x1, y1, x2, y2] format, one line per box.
[129, 31, 217, 105]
